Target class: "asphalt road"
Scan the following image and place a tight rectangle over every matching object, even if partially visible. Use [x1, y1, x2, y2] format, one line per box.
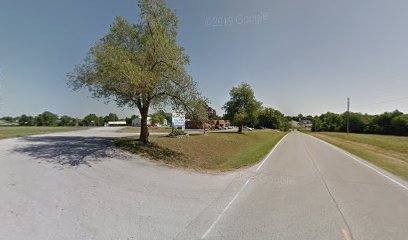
[183, 131, 408, 240]
[1, 128, 408, 240]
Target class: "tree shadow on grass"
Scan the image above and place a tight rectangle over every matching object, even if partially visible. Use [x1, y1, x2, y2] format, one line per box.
[12, 136, 121, 167]
[210, 131, 243, 134]
[210, 131, 248, 135]
[115, 138, 186, 165]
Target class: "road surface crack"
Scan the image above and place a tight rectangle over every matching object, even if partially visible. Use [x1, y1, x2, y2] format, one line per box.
[303, 141, 356, 240]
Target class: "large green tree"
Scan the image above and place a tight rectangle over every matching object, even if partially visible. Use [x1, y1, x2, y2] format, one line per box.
[82, 114, 99, 126]
[35, 111, 58, 126]
[18, 114, 35, 126]
[186, 98, 209, 133]
[223, 83, 262, 133]
[150, 111, 166, 125]
[59, 115, 78, 126]
[391, 114, 408, 136]
[258, 108, 285, 129]
[104, 113, 119, 123]
[68, 0, 203, 143]
[257, 107, 288, 130]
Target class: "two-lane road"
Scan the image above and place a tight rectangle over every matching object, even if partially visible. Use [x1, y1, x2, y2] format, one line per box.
[197, 131, 408, 240]
[1, 128, 408, 239]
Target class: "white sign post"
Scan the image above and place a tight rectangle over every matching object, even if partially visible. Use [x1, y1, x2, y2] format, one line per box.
[172, 112, 186, 130]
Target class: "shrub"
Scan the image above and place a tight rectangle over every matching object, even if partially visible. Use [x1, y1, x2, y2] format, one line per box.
[167, 129, 187, 137]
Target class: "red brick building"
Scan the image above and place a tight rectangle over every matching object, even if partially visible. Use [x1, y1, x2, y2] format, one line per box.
[185, 121, 205, 129]
[185, 119, 231, 129]
[209, 120, 231, 128]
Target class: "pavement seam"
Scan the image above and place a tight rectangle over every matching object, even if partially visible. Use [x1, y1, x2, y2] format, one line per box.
[303, 139, 355, 240]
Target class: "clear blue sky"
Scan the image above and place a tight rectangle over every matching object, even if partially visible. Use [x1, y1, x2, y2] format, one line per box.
[1, 0, 408, 118]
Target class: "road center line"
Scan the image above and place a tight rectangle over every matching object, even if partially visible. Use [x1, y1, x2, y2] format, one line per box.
[304, 142, 355, 240]
[342, 228, 352, 240]
[200, 133, 289, 239]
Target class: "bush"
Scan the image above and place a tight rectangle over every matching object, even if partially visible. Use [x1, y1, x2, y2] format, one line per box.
[167, 129, 188, 137]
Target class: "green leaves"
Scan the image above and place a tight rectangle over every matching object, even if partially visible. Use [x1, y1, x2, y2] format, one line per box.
[257, 107, 286, 130]
[150, 111, 166, 125]
[223, 82, 262, 129]
[67, 0, 203, 143]
[186, 98, 209, 124]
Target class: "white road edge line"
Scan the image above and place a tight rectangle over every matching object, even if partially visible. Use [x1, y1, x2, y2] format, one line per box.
[307, 133, 408, 192]
[200, 133, 289, 239]
[256, 133, 289, 172]
[200, 178, 251, 239]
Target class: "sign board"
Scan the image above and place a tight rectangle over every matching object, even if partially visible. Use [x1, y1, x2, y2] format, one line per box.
[172, 112, 185, 127]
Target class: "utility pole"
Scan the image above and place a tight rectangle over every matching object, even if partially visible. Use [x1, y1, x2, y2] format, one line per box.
[347, 97, 350, 135]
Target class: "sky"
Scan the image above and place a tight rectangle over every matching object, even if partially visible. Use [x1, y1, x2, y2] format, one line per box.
[1, 0, 408, 118]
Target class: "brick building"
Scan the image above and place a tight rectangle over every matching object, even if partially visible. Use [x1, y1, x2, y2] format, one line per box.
[210, 120, 231, 127]
[185, 119, 231, 129]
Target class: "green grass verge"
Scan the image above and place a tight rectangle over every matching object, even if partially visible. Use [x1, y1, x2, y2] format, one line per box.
[0, 127, 85, 140]
[309, 132, 408, 181]
[120, 126, 173, 133]
[116, 129, 286, 171]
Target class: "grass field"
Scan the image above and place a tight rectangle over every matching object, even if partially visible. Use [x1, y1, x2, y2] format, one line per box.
[309, 132, 408, 181]
[0, 127, 84, 140]
[120, 127, 173, 133]
[116, 129, 286, 171]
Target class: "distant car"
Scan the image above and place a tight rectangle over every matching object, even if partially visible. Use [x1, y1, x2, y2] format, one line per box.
[227, 126, 233, 129]
[215, 125, 222, 130]
[222, 126, 228, 130]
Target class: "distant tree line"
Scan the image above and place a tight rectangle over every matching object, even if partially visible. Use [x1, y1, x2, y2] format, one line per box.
[2, 112, 136, 127]
[311, 110, 408, 136]
[6, 107, 407, 136]
[1, 111, 177, 127]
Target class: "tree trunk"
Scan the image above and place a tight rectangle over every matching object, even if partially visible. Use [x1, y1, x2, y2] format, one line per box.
[140, 107, 150, 144]
[238, 124, 243, 133]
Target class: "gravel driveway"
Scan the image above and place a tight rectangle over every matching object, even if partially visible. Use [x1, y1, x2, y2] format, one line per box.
[0, 127, 240, 240]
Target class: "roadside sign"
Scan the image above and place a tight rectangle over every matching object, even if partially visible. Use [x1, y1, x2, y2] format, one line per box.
[172, 112, 185, 127]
